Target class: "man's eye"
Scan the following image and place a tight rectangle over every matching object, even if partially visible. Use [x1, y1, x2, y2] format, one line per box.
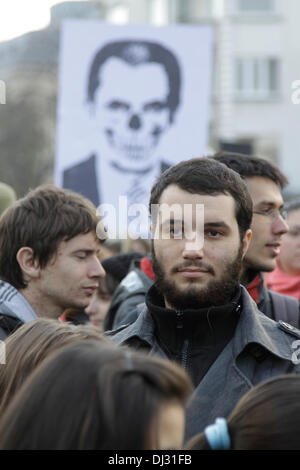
[169, 226, 182, 237]
[259, 208, 273, 216]
[76, 253, 87, 259]
[206, 230, 223, 238]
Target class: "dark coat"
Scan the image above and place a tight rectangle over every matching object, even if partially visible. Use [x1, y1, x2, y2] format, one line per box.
[63, 154, 100, 207]
[106, 286, 300, 441]
[103, 257, 154, 331]
[63, 154, 170, 207]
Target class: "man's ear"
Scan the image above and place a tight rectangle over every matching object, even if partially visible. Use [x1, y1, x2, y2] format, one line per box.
[241, 229, 252, 258]
[16, 247, 41, 280]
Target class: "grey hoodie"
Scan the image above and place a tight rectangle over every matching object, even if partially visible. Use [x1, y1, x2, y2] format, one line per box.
[0, 280, 37, 339]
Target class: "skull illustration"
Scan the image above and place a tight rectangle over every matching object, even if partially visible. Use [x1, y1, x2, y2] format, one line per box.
[93, 59, 171, 167]
[87, 41, 181, 171]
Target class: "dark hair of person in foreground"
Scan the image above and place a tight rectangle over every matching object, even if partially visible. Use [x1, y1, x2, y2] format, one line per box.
[0, 318, 107, 417]
[0, 341, 192, 450]
[185, 374, 300, 450]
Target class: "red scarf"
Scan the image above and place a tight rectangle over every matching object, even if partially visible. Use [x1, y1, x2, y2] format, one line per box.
[246, 274, 261, 304]
[140, 256, 155, 280]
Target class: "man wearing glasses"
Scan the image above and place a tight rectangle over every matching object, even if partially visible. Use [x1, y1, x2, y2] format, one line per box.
[212, 152, 299, 327]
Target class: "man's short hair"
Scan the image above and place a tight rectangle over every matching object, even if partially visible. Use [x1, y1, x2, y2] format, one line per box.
[212, 152, 289, 189]
[149, 157, 253, 240]
[0, 185, 104, 289]
[87, 39, 181, 122]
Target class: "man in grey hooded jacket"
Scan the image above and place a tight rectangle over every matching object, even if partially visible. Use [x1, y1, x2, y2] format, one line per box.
[0, 185, 105, 339]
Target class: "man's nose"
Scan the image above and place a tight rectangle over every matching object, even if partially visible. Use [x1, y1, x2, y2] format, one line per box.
[272, 215, 289, 236]
[182, 237, 204, 259]
[89, 258, 106, 278]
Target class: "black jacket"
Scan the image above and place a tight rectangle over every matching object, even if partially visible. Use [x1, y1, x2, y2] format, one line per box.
[248, 273, 299, 328]
[103, 257, 153, 331]
[63, 154, 170, 207]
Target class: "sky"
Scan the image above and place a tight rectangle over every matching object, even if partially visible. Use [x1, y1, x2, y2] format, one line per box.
[0, 0, 84, 42]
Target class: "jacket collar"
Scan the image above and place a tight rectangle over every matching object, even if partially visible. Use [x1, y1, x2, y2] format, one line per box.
[233, 286, 293, 361]
[112, 285, 294, 362]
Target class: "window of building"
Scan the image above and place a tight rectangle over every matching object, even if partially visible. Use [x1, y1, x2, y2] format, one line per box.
[236, 0, 276, 13]
[234, 57, 279, 100]
[173, 0, 213, 23]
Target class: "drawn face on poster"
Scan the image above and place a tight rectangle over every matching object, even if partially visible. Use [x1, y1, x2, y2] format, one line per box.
[86, 40, 181, 173]
[58, 23, 212, 237]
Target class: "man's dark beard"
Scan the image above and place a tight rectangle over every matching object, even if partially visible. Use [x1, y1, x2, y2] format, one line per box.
[151, 244, 243, 310]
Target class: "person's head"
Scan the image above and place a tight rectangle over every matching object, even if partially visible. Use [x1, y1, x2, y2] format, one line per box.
[212, 152, 289, 276]
[0, 182, 17, 216]
[276, 198, 300, 275]
[0, 318, 107, 416]
[186, 374, 300, 450]
[0, 185, 106, 317]
[87, 39, 181, 169]
[0, 341, 192, 450]
[85, 252, 141, 329]
[149, 158, 253, 310]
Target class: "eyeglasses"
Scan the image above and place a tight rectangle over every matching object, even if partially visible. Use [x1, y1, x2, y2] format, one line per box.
[253, 207, 288, 222]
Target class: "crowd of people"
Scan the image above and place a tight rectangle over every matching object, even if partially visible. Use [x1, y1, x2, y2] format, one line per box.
[0, 151, 300, 450]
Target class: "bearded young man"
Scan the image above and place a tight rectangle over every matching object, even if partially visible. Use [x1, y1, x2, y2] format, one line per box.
[108, 158, 300, 440]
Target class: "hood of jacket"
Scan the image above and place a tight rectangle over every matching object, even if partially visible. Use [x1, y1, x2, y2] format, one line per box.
[0, 280, 37, 323]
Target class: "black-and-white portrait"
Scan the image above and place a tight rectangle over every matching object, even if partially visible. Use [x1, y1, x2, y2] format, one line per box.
[55, 22, 212, 233]
[63, 38, 181, 207]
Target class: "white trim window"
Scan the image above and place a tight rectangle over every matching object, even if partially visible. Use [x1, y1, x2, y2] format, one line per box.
[234, 57, 279, 100]
[235, 0, 276, 14]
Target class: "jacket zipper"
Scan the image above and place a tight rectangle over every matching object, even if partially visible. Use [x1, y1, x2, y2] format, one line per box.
[176, 311, 189, 370]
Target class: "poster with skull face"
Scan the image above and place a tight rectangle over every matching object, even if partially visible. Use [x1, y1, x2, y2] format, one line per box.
[55, 20, 213, 238]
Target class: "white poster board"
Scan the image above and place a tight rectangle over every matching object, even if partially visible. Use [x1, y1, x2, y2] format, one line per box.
[55, 20, 213, 238]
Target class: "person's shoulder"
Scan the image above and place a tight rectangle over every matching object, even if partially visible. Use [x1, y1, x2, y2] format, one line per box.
[267, 288, 299, 328]
[105, 321, 145, 349]
[105, 303, 152, 345]
[105, 318, 152, 352]
[262, 316, 300, 368]
[255, 300, 300, 343]
[63, 154, 96, 178]
[240, 287, 300, 363]
[276, 319, 300, 339]
[0, 314, 23, 340]
[275, 320, 300, 369]
[105, 322, 132, 339]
